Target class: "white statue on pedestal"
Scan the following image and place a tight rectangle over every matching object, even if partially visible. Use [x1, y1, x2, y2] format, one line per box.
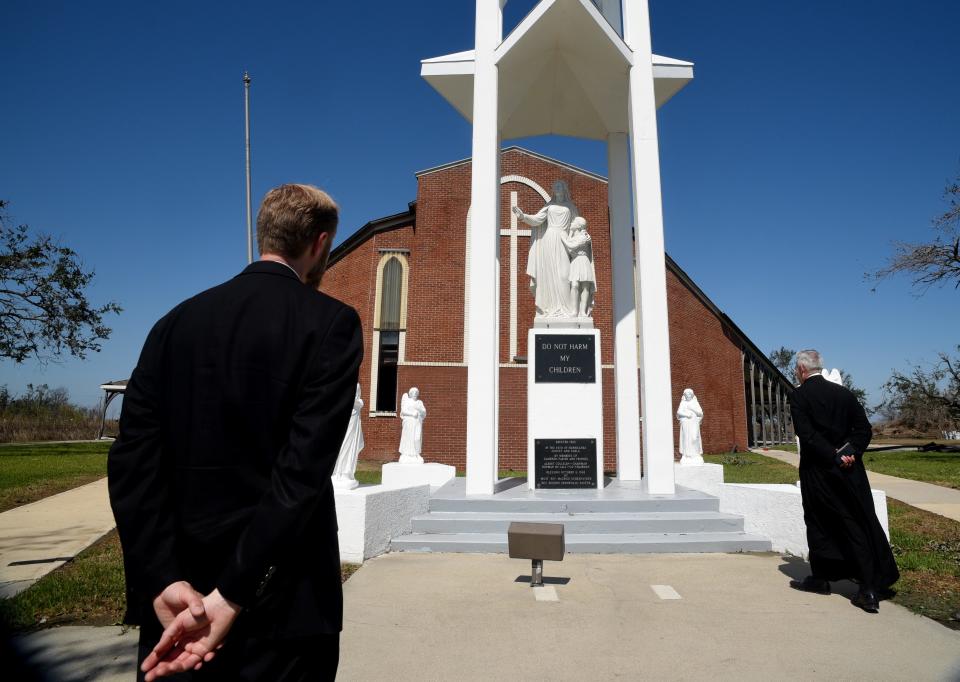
[676, 388, 704, 465]
[332, 384, 364, 490]
[398, 387, 426, 464]
[513, 179, 582, 319]
[562, 216, 596, 317]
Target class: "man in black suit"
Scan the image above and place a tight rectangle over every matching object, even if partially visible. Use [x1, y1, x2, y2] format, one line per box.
[108, 184, 362, 680]
[788, 349, 899, 613]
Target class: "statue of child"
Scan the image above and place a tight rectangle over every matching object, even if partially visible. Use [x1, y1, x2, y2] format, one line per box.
[563, 216, 596, 317]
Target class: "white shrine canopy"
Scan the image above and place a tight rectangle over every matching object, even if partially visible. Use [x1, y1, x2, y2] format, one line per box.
[421, 0, 694, 141]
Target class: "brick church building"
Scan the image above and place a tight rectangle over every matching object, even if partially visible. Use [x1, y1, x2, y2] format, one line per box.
[321, 147, 792, 473]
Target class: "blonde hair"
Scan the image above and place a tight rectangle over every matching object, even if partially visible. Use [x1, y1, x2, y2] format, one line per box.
[256, 184, 339, 258]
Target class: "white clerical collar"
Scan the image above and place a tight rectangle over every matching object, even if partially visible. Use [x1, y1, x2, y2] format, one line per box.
[264, 258, 301, 281]
[807, 371, 823, 379]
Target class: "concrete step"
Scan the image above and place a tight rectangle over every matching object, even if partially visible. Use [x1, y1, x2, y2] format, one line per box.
[410, 511, 745, 534]
[428, 492, 719, 514]
[427, 478, 721, 514]
[391, 532, 772, 554]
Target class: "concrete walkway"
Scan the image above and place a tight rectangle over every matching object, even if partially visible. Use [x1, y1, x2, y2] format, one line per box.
[0, 478, 116, 598]
[757, 448, 960, 523]
[8, 625, 136, 682]
[339, 552, 960, 680]
[13, 552, 960, 681]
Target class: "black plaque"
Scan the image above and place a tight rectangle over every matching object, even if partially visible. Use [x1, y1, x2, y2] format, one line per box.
[535, 438, 598, 489]
[534, 334, 595, 383]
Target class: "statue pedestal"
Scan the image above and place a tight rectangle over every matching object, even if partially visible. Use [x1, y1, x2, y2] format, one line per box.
[527, 327, 604, 490]
[533, 316, 593, 329]
[382, 461, 456, 490]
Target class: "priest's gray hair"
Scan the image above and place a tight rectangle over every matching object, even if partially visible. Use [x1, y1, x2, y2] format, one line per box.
[796, 349, 823, 372]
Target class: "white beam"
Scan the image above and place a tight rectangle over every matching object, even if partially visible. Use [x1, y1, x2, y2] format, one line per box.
[464, 0, 503, 496]
[623, 0, 675, 495]
[607, 132, 642, 481]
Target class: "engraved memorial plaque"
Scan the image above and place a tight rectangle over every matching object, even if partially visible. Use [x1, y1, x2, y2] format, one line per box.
[535, 438, 598, 489]
[534, 334, 595, 383]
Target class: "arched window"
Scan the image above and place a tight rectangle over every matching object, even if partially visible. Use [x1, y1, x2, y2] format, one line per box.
[379, 257, 402, 330]
[371, 251, 408, 413]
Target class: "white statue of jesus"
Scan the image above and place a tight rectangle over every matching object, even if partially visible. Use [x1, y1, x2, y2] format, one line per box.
[512, 179, 580, 319]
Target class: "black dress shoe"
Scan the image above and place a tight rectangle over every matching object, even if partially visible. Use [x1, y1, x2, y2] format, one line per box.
[789, 576, 830, 594]
[852, 590, 879, 613]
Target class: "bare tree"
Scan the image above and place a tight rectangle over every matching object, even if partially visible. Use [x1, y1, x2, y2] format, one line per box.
[0, 200, 121, 363]
[870, 173, 960, 292]
[877, 346, 960, 436]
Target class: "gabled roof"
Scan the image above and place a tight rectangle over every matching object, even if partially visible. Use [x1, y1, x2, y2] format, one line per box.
[329, 203, 416, 267]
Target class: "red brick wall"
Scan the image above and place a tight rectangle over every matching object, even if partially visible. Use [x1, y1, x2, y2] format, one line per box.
[321, 219, 415, 459]
[405, 165, 469, 364]
[322, 148, 748, 473]
[666, 270, 750, 454]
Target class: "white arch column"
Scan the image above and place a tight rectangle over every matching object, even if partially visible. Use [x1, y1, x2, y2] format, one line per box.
[624, 0, 675, 494]
[464, 0, 504, 495]
[607, 132, 642, 481]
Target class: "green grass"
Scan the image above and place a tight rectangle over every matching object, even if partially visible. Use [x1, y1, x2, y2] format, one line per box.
[765, 440, 960, 453]
[886, 499, 960, 628]
[0, 441, 110, 512]
[754, 443, 960, 491]
[0, 529, 365, 632]
[703, 452, 799, 484]
[874, 438, 960, 447]
[862, 450, 960, 490]
[0, 529, 126, 630]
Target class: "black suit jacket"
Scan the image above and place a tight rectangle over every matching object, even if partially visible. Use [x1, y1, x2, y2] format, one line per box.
[790, 375, 872, 468]
[108, 261, 362, 638]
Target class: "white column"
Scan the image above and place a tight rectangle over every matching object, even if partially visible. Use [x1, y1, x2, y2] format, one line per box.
[607, 133, 642, 481]
[509, 191, 519, 362]
[465, 0, 503, 496]
[623, 0, 675, 494]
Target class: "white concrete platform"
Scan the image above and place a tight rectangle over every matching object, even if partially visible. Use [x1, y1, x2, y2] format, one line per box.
[391, 477, 770, 554]
[381, 461, 456, 490]
[675, 460, 890, 558]
[334, 483, 430, 563]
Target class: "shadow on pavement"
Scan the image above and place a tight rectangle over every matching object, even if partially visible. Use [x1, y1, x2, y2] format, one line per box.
[514, 575, 571, 585]
[776, 555, 862, 599]
[6, 625, 138, 682]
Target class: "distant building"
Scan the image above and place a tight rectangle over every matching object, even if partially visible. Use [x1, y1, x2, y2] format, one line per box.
[322, 147, 792, 472]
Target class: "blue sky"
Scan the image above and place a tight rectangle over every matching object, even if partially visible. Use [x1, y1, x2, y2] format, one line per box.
[1, 0, 958, 412]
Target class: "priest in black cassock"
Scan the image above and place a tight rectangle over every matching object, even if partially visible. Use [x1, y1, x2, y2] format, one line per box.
[788, 349, 899, 613]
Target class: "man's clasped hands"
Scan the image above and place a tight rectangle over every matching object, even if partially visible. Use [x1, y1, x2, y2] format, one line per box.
[141, 581, 242, 681]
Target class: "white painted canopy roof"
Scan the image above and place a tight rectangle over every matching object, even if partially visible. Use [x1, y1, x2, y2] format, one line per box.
[421, 0, 693, 141]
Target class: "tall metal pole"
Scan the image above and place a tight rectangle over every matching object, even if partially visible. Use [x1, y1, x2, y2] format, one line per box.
[243, 72, 253, 264]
